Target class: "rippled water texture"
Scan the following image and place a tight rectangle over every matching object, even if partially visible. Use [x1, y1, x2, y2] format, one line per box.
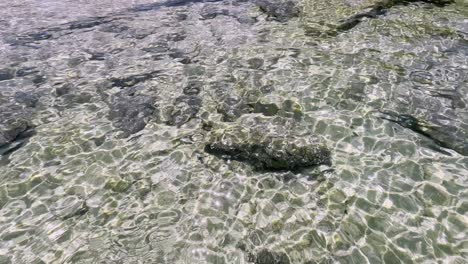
[0, 0, 467, 263]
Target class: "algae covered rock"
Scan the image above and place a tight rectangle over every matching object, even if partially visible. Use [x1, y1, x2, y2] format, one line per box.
[204, 116, 331, 170]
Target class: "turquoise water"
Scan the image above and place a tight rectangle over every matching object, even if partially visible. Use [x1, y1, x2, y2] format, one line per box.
[0, 0, 467, 263]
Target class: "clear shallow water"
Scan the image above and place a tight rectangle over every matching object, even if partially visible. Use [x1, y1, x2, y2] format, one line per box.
[0, 0, 467, 263]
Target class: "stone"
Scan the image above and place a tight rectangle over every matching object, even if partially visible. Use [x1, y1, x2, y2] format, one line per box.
[199, 6, 229, 20]
[165, 95, 202, 126]
[247, 58, 264, 69]
[15, 67, 39, 77]
[183, 81, 202, 95]
[108, 90, 156, 137]
[0, 68, 14, 81]
[301, 0, 455, 36]
[205, 117, 331, 170]
[249, 249, 291, 264]
[32, 75, 46, 85]
[14, 92, 39, 107]
[217, 95, 253, 122]
[66, 17, 111, 30]
[109, 70, 162, 88]
[254, 100, 280, 116]
[380, 111, 468, 155]
[0, 114, 30, 148]
[55, 83, 73, 96]
[254, 96, 303, 119]
[255, 0, 300, 22]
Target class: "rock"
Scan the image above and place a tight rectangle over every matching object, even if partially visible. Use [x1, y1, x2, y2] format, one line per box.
[217, 95, 253, 122]
[183, 81, 202, 95]
[109, 70, 162, 88]
[0, 114, 30, 148]
[216, 96, 304, 122]
[254, 96, 303, 119]
[14, 92, 39, 107]
[66, 17, 111, 30]
[0, 68, 14, 81]
[205, 117, 331, 170]
[55, 83, 73, 96]
[199, 6, 229, 20]
[254, 100, 280, 116]
[165, 32, 186, 42]
[176, 13, 188, 21]
[168, 49, 192, 64]
[302, 0, 455, 36]
[236, 15, 258, 25]
[108, 90, 156, 136]
[15, 67, 39, 77]
[380, 112, 468, 155]
[66, 92, 92, 104]
[99, 23, 130, 33]
[255, 0, 300, 22]
[8, 32, 53, 46]
[51, 196, 88, 220]
[32, 75, 46, 85]
[164, 95, 202, 126]
[249, 249, 290, 264]
[247, 58, 264, 69]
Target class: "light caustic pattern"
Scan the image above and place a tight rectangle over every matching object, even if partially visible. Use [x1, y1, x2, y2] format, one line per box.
[0, 0, 467, 263]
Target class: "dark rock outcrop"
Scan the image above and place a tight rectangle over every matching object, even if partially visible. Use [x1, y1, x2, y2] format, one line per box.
[205, 118, 331, 170]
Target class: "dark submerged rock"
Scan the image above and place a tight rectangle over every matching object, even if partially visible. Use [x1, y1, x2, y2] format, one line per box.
[249, 249, 290, 264]
[199, 6, 229, 20]
[302, 0, 455, 36]
[0, 112, 31, 148]
[183, 81, 202, 95]
[15, 67, 39, 77]
[14, 92, 39, 107]
[253, 101, 279, 116]
[165, 95, 202, 126]
[66, 17, 112, 30]
[108, 91, 156, 137]
[0, 68, 15, 81]
[55, 83, 73, 97]
[255, 0, 300, 22]
[217, 95, 253, 122]
[205, 122, 331, 170]
[380, 111, 468, 155]
[32, 75, 46, 85]
[109, 70, 162, 88]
